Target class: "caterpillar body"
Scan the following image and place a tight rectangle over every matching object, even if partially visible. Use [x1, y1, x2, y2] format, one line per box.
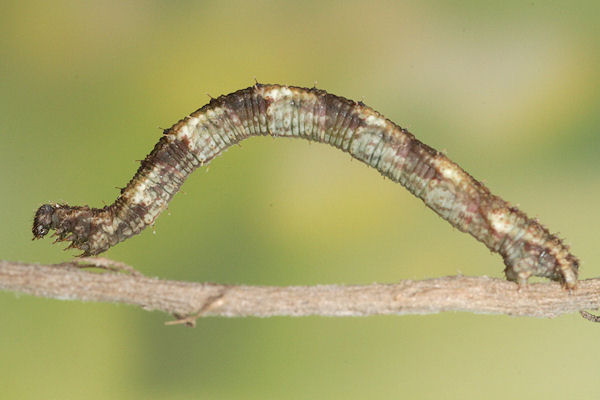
[33, 84, 579, 288]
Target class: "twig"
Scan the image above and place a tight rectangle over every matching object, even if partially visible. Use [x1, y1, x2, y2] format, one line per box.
[75, 257, 144, 277]
[0, 259, 598, 325]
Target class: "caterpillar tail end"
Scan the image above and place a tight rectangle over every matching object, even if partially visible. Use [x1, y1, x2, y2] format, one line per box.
[504, 254, 579, 291]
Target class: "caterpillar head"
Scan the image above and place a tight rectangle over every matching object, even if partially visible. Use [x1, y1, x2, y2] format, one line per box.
[33, 204, 109, 256]
[32, 204, 57, 239]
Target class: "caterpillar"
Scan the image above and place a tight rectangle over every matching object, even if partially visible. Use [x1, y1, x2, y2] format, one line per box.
[32, 83, 579, 288]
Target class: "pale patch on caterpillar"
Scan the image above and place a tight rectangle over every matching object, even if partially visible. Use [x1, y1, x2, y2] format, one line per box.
[32, 84, 579, 288]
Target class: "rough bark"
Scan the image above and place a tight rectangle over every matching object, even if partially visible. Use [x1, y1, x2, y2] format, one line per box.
[1, 259, 597, 325]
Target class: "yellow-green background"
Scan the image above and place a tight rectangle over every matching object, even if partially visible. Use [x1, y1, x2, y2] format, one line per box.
[1, 1, 599, 398]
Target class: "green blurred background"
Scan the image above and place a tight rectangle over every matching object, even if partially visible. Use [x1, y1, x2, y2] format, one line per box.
[1, 0, 599, 398]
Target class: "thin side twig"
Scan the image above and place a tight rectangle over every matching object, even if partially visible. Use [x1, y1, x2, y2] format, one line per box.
[0, 259, 599, 324]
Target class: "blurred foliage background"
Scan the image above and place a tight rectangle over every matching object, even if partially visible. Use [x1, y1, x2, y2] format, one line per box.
[1, 1, 599, 398]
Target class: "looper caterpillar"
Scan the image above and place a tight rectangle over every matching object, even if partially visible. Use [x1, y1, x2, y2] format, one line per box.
[33, 84, 579, 288]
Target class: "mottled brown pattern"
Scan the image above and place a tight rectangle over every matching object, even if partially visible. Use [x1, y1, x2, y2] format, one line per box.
[33, 84, 579, 288]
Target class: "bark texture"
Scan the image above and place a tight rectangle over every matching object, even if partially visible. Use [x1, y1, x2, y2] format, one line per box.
[1, 259, 597, 323]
